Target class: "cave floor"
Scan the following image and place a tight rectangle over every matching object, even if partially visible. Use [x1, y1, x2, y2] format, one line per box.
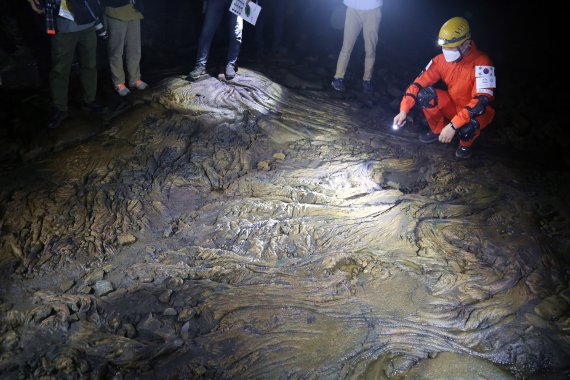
[0, 60, 569, 379]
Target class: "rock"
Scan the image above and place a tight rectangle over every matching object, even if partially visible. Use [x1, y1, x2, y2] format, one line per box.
[534, 295, 569, 321]
[117, 233, 137, 246]
[54, 354, 74, 373]
[163, 308, 177, 316]
[1, 331, 18, 351]
[159, 289, 173, 304]
[163, 225, 174, 238]
[177, 308, 196, 322]
[59, 279, 75, 293]
[257, 160, 270, 171]
[386, 180, 400, 190]
[273, 152, 286, 160]
[78, 285, 93, 294]
[31, 305, 53, 324]
[165, 276, 184, 290]
[94, 281, 114, 297]
[138, 313, 175, 339]
[84, 270, 105, 285]
[123, 323, 137, 339]
[140, 275, 154, 283]
[194, 366, 207, 376]
[403, 352, 514, 379]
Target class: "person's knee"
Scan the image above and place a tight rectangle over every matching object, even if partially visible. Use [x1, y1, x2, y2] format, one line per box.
[457, 118, 479, 141]
[417, 86, 438, 109]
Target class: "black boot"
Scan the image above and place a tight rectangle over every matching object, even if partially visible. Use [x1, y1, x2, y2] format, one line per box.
[47, 108, 68, 129]
[419, 130, 439, 143]
[81, 100, 108, 115]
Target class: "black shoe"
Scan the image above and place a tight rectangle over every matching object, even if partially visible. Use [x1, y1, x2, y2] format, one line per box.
[419, 130, 439, 143]
[224, 63, 236, 80]
[362, 80, 373, 94]
[455, 145, 473, 159]
[331, 78, 346, 91]
[47, 109, 68, 129]
[81, 100, 108, 114]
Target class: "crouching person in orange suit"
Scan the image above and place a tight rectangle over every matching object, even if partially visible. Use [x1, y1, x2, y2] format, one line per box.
[393, 17, 496, 159]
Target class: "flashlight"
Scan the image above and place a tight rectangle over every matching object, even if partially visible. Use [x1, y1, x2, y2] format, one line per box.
[392, 123, 400, 130]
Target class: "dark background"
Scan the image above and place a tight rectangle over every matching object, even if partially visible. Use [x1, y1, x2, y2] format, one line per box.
[0, 0, 552, 87]
[0, 0, 564, 166]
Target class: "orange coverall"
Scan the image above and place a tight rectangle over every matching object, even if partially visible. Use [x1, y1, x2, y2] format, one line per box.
[400, 42, 495, 147]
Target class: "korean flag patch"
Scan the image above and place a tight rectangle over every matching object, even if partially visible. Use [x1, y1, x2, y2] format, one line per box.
[475, 65, 496, 91]
[475, 66, 495, 77]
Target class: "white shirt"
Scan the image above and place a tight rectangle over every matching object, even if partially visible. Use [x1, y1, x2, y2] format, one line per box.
[343, 0, 383, 10]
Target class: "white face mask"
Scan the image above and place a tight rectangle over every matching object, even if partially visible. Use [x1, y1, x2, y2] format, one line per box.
[443, 48, 461, 62]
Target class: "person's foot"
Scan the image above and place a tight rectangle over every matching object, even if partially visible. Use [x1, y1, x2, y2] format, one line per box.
[188, 65, 207, 81]
[114, 83, 130, 96]
[455, 145, 473, 159]
[224, 63, 236, 80]
[129, 79, 148, 90]
[419, 130, 439, 143]
[362, 80, 373, 94]
[47, 108, 68, 129]
[331, 78, 345, 92]
[81, 100, 108, 115]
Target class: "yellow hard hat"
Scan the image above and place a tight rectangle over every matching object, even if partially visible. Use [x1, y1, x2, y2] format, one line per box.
[438, 17, 471, 48]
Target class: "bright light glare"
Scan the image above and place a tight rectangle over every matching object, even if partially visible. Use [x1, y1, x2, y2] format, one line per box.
[392, 124, 399, 130]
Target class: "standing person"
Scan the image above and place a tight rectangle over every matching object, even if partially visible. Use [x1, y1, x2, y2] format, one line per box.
[331, 0, 383, 94]
[188, 0, 243, 81]
[102, 0, 146, 96]
[28, 0, 108, 129]
[253, 0, 287, 59]
[392, 17, 496, 159]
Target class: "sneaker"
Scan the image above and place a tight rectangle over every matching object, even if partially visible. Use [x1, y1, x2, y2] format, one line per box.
[81, 100, 108, 115]
[129, 79, 148, 90]
[188, 65, 207, 81]
[47, 108, 68, 129]
[362, 80, 373, 94]
[114, 83, 130, 96]
[224, 63, 236, 80]
[419, 130, 439, 143]
[331, 77, 345, 92]
[455, 145, 473, 159]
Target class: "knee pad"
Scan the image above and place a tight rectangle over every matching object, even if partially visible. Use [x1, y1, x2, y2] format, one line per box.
[457, 118, 479, 141]
[417, 86, 438, 109]
[466, 95, 490, 118]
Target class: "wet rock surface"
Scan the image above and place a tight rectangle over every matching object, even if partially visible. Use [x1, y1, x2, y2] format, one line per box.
[0, 0, 568, 376]
[0, 65, 568, 379]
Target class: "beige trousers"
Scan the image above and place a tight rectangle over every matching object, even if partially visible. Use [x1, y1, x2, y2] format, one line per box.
[106, 16, 142, 85]
[334, 6, 382, 81]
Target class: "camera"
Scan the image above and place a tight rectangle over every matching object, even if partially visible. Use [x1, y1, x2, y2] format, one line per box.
[94, 20, 109, 40]
[44, 0, 57, 34]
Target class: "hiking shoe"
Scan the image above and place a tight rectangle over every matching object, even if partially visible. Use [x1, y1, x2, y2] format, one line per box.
[362, 80, 373, 94]
[419, 130, 439, 143]
[81, 100, 108, 114]
[114, 83, 130, 96]
[129, 79, 148, 90]
[455, 145, 473, 159]
[47, 108, 68, 129]
[331, 77, 345, 91]
[188, 65, 207, 80]
[225, 63, 236, 80]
